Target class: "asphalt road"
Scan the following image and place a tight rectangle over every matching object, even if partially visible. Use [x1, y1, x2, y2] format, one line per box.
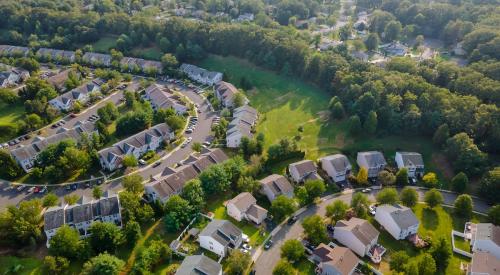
[254, 188, 490, 275]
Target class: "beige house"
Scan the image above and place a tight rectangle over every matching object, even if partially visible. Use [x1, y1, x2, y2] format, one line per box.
[226, 192, 267, 225]
[311, 244, 360, 275]
[288, 160, 320, 183]
[259, 174, 294, 202]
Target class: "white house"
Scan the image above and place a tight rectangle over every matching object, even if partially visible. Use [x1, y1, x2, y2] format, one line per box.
[226, 105, 258, 148]
[44, 191, 122, 247]
[375, 204, 419, 240]
[288, 160, 320, 183]
[176, 255, 222, 275]
[259, 174, 294, 202]
[320, 154, 352, 183]
[311, 244, 360, 275]
[357, 151, 387, 179]
[395, 152, 424, 178]
[180, 63, 222, 85]
[49, 78, 104, 111]
[98, 123, 174, 171]
[0, 66, 30, 88]
[198, 219, 243, 257]
[470, 223, 500, 259]
[334, 218, 379, 257]
[468, 251, 500, 275]
[142, 84, 188, 114]
[226, 192, 268, 225]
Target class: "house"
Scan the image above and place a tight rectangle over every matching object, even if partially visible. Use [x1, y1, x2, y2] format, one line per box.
[379, 42, 408, 56]
[98, 123, 174, 171]
[311, 244, 360, 275]
[320, 154, 352, 183]
[82, 52, 112, 67]
[333, 218, 379, 257]
[142, 84, 188, 114]
[226, 192, 268, 225]
[288, 160, 320, 183]
[11, 122, 96, 172]
[0, 67, 30, 88]
[470, 223, 500, 259]
[44, 191, 122, 247]
[395, 152, 424, 178]
[375, 204, 419, 240]
[49, 78, 104, 111]
[145, 149, 228, 203]
[36, 48, 76, 63]
[215, 81, 248, 108]
[260, 174, 294, 202]
[468, 251, 500, 275]
[198, 219, 243, 257]
[0, 45, 30, 57]
[454, 42, 467, 56]
[120, 57, 162, 74]
[236, 13, 254, 22]
[46, 69, 73, 92]
[180, 63, 223, 85]
[226, 105, 258, 148]
[356, 151, 387, 179]
[176, 255, 222, 275]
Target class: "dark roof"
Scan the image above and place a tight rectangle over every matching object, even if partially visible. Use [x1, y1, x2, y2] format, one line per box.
[44, 206, 65, 230]
[176, 255, 222, 275]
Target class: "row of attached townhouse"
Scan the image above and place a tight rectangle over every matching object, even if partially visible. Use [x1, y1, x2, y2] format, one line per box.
[145, 148, 228, 203]
[10, 121, 96, 172]
[120, 57, 163, 74]
[0, 64, 30, 88]
[43, 191, 122, 247]
[466, 223, 500, 275]
[82, 52, 112, 67]
[226, 105, 259, 148]
[142, 84, 188, 114]
[0, 45, 30, 57]
[226, 192, 268, 225]
[180, 63, 223, 85]
[214, 81, 249, 108]
[49, 78, 104, 111]
[36, 48, 76, 63]
[98, 123, 175, 171]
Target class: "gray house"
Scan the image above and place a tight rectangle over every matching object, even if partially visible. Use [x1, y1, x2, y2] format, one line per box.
[356, 151, 387, 179]
[176, 255, 222, 275]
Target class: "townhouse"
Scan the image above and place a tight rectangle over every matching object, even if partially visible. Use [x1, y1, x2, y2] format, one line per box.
[468, 251, 500, 275]
[98, 123, 174, 171]
[180, 63, 223, 85]
[0, 45, 30, 57]
[36, 48, 76, 63]
[259, 174, 294, 202]
[142, 84, 188, 114]
[49, 78, 104, 111]
[226, 192, 268, 225]
[395, 152, 424, 178]
[214, 81, 248, 108]
[356, 151, 387, 179]
[198, 219, 243, 257]
[226, 105, 258, 148]
[82, 52, 112, 67]
[120, 57, 163, 74]
[320, 154, 352, 183]
[0, 66, 30, 88]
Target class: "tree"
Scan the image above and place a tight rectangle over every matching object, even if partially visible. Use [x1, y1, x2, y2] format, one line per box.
[302, 215, 328, 245]
[166, 115, 184, 131]
[81, 253, 124, 275]
[479, 167, 500, 204]
[89, 222, 124, 254]
[0, 150, 22, 179]
[418, 253, 437, 275]
[326, 200, 349, 222]
[122, 155, 138, 168]
[376, 188, 398, 205]
[43, 256, 69, 275]
[331, 101, 345, 119]
[304, 179, 326, 201]
[431, 236, 452, 270]
[49, 225, 83, 259]
[384, 20, 402, 41]
[348, 115, 362, 135]
[0, 88, 19, 104]
[132, 240, 172, 273]
[488, 205, 500, 226]
[271, 195, 297, 222]
[424, 189, 443, 208]
[124, 220, 142, 246]
[233, 93, 246, 108]
[64, 194, 79, 205]
[365, 33, 380, 51]
[356, 167, 368, 185]
[400, 187, 418, 207]
[43, 193, 59, 207]
[199, 164, 231, 195]
[406, 261, 419, 275]
[122, 174, 144, 195]
[454, 194, 473, 218]
[422, 172, 438, 188]
[25, 113, 43, 131]
[451, 172, 468, 193]
[0, 199, 43, 246]
[93, 186, 103, 199]
[433, 124, 449, 146]
[236, 176, 260, 194]
[281, 239, 305, 262]
[191, 142, 202, 153]
[181, 179, 205, 212]
[364, 111, 377, 134]
[164, 195, 192, 232]
[395, 168, 409, 186]
[273, 260, 296, 275]
[351, 192, 369, 218]
[389, 251, 409, 273]
[226, 250, 251, 275]
[161, 53, 178, 74]
[119, 191, 154, 225]
[97, 102, 119, 125]
[446, 133, 487, 176]
[378, 171, 396, 186]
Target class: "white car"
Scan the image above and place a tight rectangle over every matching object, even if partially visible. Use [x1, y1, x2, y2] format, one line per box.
[242, 233, 249, 243]
[139, 159, 147, 165]
[361, 188, 372, 193]
[240, 248, 249, 254]
[187, 137, 192, 143]
[369, 205, 376, 216]
[242, 243, 252, 250]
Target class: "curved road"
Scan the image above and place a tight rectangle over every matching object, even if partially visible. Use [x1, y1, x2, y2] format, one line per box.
[254, 188, 490, 275]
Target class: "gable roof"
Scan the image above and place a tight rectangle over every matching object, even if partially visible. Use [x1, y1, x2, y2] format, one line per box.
[289, 160, 317, 176]
[397, 152, 424, 167]
[247, 204, 268, 221]
[321, 154, 351, 172]
[259, 174, 294, 196]
[335, 217, 379, 246]
[215, 81, 239, 101]
[180, 63, 222, 82]
[378, 204, 419, 229]
[358, 151, 387, 167]
[313, 244, 359, 275]
[228, 192, 256, 212]
[475, 223, 500, 246]
[470, 252, 500, 275]
[176, 255, 222, 275]
[199, 219, 242, 248]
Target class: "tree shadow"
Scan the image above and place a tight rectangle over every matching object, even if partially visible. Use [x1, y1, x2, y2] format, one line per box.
[421, 207, 439, 230]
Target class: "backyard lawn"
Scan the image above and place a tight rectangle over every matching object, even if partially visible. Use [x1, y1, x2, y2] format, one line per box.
[131, 46, 162, 60]
[0, 256, 42, 275]
[91, 36, 117, 53]
[0, 102, 25, 142]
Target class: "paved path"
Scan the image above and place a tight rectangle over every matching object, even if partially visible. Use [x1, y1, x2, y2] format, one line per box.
[254, 188, 490, 275]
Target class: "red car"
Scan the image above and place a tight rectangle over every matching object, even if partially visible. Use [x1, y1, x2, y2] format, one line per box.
[33, 187, 40, 193]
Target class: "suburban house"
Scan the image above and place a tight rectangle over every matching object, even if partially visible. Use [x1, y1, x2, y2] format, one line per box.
[468, 251, 500, 275]
[288, 160, 320, 183]
[334, 218, 385, 262]
[145, 149, 228, 203]
[226, 105, 258, 148]
[395, 152, 424, 178]
[311, 244, 360, 275]
[320, 154, 352, 183]
[142, 84, 188, 114]
[46, 69, 73, 92]
[176, 255, 222, 275]
[375, 204, 419, 240]
[0, 45, 30, 57]
[469, 223, 500, 259]
[236, 13, 254, 22]
[198, 219, 243, 257]
[214, 81, 248, 108]
[259, 174, 294, 202]
[379, 42, 408, 56]
[356, 151, 387, 179]
[44, 191, 122, 247]
[180, 63, 223, 85]
[82, 52, 112, 67]
[98, 123, 174, 171]
[226, 192, 268, 225]
[49, 78, 104, 111]
[10, 121, 96, 172]
[120, 57, 163, 74]
[0, 66, 30, 88]
[36, 48, 76, 63]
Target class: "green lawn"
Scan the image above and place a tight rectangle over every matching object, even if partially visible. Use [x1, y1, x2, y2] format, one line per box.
[91, 36, 117, 53]
[0, 102, 25, 142]
[131, 46, 162, 60]
[0, 256, 43, 275]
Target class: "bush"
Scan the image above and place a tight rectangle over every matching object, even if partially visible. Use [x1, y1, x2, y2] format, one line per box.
[376, 188, 398, 204]
[424, 189, 444, 208]
[422, 172, 438, 188]
[454, 194, 473, 218]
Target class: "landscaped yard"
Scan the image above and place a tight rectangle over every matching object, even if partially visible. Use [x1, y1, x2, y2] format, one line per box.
[0, 256, 42, 275]
[0, 102, 25, 142]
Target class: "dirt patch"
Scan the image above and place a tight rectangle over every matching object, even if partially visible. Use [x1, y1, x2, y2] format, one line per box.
[432, 153, 454, 180]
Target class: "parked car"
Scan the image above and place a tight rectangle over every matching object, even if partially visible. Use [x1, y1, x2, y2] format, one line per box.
[240, 248, 249, 254]
[40, 186, 48, 194]
[242, 233, 249, 243]
[33, 187, 40, 193]
[264, 240, 273, 250]
[71, 184, 78, 190]
[369, 205, 376, 216]
[139, 159, 147, 165]
[185, 129, 193, 134]
[16, 185, 26, 192]
[152, 161, 162, 168]
[187, 137, 192, 143]
[361, 188, 372, 193]
[27, 186, 36, 193]
[287, 216, 298, 225]
[242, 243, 252, 250]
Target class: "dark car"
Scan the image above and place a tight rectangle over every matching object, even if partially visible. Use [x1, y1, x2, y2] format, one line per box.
[287, 216, 298, 225]
[327, 224, 335, 232]
[264, 240, 273, 250]
[152, 161, 162, 168]
[71, 184, 78, 190]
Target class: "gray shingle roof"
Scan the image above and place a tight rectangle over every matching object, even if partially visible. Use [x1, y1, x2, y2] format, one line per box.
[260, 174, 294, 196]
[475, 223, 500, 246]
[176, 255, 222, 275]
[290, 160, 317, 176]
[397, 152, 424, 167]
[200, 219, 242, 248]
[322, 154, 351, 172]
[380, 204, 419, 229]
[358, 151, 387, 167]
[335, 217, 379, 246]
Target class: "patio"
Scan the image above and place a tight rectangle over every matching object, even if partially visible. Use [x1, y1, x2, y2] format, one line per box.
[367, 244, 386, 263]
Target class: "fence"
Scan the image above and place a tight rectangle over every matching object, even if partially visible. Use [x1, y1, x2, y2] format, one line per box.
[451, 230, 473, 258]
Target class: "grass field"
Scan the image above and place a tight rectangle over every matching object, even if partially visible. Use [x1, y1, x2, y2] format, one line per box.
[0, 102, 25, 142]
[131, 46, 162, 60]
[91, 36, 118, 53]
[0, 256, 42, 275]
